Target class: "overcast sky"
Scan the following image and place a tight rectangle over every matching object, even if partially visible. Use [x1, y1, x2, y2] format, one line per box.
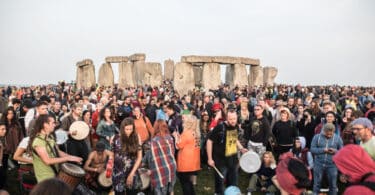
[0, 0, 374, 86]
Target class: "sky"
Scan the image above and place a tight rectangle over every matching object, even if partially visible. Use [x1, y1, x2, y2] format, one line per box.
[0, 0, 374, 86]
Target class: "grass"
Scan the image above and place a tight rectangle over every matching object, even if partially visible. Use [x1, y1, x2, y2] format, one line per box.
[4, 166, 345, 195]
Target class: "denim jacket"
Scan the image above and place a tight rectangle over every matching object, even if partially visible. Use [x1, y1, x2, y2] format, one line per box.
[310, 133, 343, 165]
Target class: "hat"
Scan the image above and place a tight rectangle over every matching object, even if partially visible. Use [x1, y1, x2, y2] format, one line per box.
[212, 103, 222, 112]
[351, 117, 373, 130]
[333, 144, 375, 183]
[323, 123, 335, 132]
[96, 142, 105, 152]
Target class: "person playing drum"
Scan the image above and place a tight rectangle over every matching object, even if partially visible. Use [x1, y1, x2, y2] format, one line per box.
[27, 114, 82, 183]
[84, 141, 113, 189]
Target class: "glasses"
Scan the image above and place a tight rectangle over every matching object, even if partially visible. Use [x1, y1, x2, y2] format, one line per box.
[254, 109, 262, 111]
[351, 127, 365, 131]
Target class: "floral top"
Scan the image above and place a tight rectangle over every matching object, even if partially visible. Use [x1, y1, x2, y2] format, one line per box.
[112, 134, 140, 192]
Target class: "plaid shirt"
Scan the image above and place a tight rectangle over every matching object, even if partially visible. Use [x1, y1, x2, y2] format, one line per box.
[143, 135, 177, 188]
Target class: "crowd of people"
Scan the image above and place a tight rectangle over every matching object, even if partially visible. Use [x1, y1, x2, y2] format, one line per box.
[0, 81, 374, 195]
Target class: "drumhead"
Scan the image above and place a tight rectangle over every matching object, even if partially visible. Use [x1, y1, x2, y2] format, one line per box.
[239, 151, 261, 173]
[98, 172, 112, 187]
[55, 129, 68, 145]
[69, 121, 90, 140]
[60, 163, 86, 177]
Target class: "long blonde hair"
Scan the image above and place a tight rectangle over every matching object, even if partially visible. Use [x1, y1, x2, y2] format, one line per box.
[183, 114, 200, 141]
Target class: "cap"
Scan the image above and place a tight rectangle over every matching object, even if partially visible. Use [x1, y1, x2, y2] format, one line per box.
[351, 117, 373, 130]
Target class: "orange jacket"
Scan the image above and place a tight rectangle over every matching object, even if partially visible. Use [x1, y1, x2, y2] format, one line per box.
[134, 116, 154, 143]
[176, 131, 200, 172]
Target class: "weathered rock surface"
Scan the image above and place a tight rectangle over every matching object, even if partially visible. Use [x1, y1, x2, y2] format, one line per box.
[76, 64, 96, 89]
[164, 59, 174, 80]
[105, 56, 128, 63]
[129, 53, 146, 62]
[134, 62, 162, 87]
[98, 63, 114, 87]
[181, 55, 260, 65]
[231, 64, 249, 87]
[263, 66, 278, 86]
[76, 59, 93, 67]
[118, 62, 136, 88]
[193, 66, 203, 86]
[174, 62, 195, 96]
[249, 66, 263, 86]
[202, 63, 221, 90]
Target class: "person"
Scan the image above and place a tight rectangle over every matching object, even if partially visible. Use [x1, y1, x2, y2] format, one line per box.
[272, 107, 298, 158]
[272, 153, 312, 195]
[332, 144, 375, 195]
[247, 151, 277, 194]
[112, 117, 142, 195]
[142, 119, 177, 195]
[207, 110, 247, 194]
[1, 106, 24, 171]
[24, 101, 48, 135]
[133, 106, 154, 144]
[84, 141, 113, 189]
[28, 114, 82, 183]
[173, 115, 200, 195]
[243, 104, 271, 157]
[296, 109, 316, 148]
[166, 102, 183, 134]
[314, 111, 341, 136]
[82, 110, 93, 150]
[61, 103, 89, 164]
[96, 107, 117, 150]
[310, 123, 343, 195]
[290, 137, 313, 170]
[29, 178, 72, 195]
[0, 122, 7, 189]
[350, 117, 375, 160]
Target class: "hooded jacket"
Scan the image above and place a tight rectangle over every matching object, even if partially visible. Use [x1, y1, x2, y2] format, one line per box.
[310, 132, 343, 165]
[333, 144, 375, 195]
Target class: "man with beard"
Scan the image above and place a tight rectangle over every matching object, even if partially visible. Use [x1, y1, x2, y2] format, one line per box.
[207, 110, 247, 195]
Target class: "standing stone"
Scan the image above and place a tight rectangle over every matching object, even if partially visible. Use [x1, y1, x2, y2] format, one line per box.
[193, 66, 203, 87]
[263, 66, 278, 86]
[164, 59, 174, 80]
[226, 64, 248, 88]
[173, 62, 195, 96]
[134, 62, 162, 87]
[225, 65, 233, 86]
[249, 66, 263, 86]
[98, 62, 114, 87]
[76, 59, 96, 89]
[118, 62, 136, 88]
[202, 63, 221, 90]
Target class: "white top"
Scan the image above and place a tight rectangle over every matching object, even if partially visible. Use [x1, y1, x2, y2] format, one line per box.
[17, 137, 32, 164]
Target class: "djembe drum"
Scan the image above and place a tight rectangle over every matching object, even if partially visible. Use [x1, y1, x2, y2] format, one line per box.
[57, 163, 86, 190]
